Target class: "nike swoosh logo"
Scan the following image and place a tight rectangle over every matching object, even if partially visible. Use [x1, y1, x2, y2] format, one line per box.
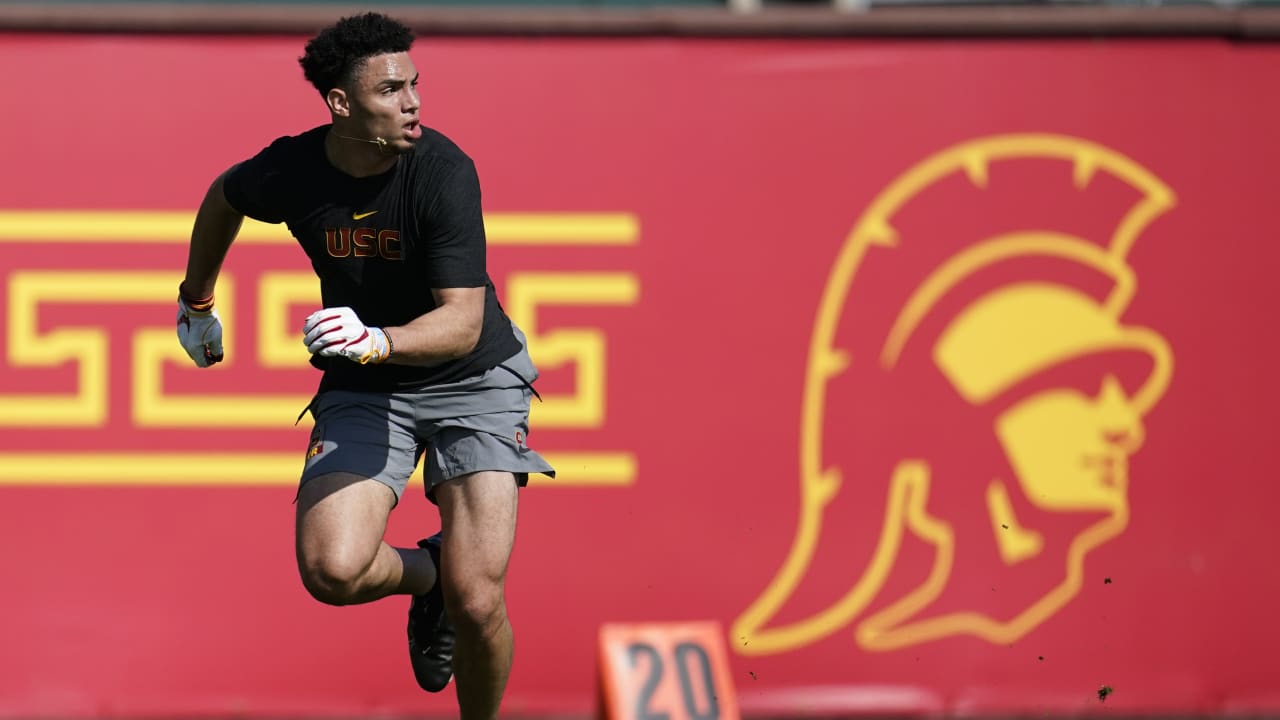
[352, 210, 378, 220]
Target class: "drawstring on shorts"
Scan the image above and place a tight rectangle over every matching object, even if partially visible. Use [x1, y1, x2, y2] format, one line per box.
[496, 364, 542, 402]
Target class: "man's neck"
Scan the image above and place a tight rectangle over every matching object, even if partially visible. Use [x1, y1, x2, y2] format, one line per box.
[324, 128, 397, 178]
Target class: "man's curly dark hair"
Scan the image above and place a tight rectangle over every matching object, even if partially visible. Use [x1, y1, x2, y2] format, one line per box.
[299, 12, 414, 97]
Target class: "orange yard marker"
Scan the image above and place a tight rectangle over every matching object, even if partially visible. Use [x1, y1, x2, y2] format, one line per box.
[597, 621, 740, 720]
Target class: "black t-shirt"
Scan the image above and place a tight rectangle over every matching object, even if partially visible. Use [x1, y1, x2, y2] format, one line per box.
[223, 124, 520, 392]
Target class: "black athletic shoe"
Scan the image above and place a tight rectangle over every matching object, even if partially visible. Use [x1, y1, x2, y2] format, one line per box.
[407, 533, 454, 693]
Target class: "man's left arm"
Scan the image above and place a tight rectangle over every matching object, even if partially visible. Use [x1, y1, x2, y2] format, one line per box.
[301, 287, 483, 367]
[384, 287, 483, 364]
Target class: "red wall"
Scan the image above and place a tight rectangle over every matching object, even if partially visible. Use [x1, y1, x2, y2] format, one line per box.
[1, 34, 1278, 718]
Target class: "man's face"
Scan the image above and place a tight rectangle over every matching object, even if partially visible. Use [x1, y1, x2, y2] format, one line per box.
[995, 374, 1145, 512]
[344, 51, 421, 153]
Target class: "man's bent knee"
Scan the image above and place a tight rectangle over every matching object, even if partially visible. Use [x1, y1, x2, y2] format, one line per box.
[298, 548, 375, 606]
[294, 472, 396, 605]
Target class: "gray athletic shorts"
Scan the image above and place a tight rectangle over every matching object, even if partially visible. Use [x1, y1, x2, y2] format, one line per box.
[299, 335, 555, 504]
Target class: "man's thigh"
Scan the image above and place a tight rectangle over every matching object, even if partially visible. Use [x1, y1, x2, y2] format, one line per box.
[295, 472, 397, 570]
[435, 471, 520, 589]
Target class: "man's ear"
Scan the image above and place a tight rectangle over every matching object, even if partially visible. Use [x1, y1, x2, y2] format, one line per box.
[326, 88, 349, 117]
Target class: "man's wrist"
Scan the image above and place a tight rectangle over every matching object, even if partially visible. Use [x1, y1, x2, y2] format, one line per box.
[178, 281, 215, 312]
[359, 327, 391, 365]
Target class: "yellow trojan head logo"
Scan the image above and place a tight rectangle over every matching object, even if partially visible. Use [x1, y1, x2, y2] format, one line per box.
[734, 134, 1175, 655]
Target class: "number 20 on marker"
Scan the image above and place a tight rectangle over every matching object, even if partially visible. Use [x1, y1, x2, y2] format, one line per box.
[598, 622, 740, 720]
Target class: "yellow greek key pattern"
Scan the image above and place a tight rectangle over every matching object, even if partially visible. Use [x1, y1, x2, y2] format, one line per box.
[2, 271, 209, 427]
[506, 272, 641, 428]
[0, 210, 639, 487]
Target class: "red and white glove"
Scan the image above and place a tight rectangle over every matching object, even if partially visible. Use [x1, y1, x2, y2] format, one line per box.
[302, 307, 390, 365]
[176, 293, 224, 368]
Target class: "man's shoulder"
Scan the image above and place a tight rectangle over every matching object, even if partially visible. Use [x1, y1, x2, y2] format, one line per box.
[258, 125, 328, 158]
[230, 126, 326, 187]
[414, 126, 475, 169]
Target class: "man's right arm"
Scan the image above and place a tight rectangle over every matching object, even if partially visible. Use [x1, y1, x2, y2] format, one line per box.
[175, 169, 245, 367]
[181, 169, 245, 301]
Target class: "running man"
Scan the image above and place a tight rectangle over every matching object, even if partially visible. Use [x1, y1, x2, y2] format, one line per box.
[175, 12, 554, 719]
